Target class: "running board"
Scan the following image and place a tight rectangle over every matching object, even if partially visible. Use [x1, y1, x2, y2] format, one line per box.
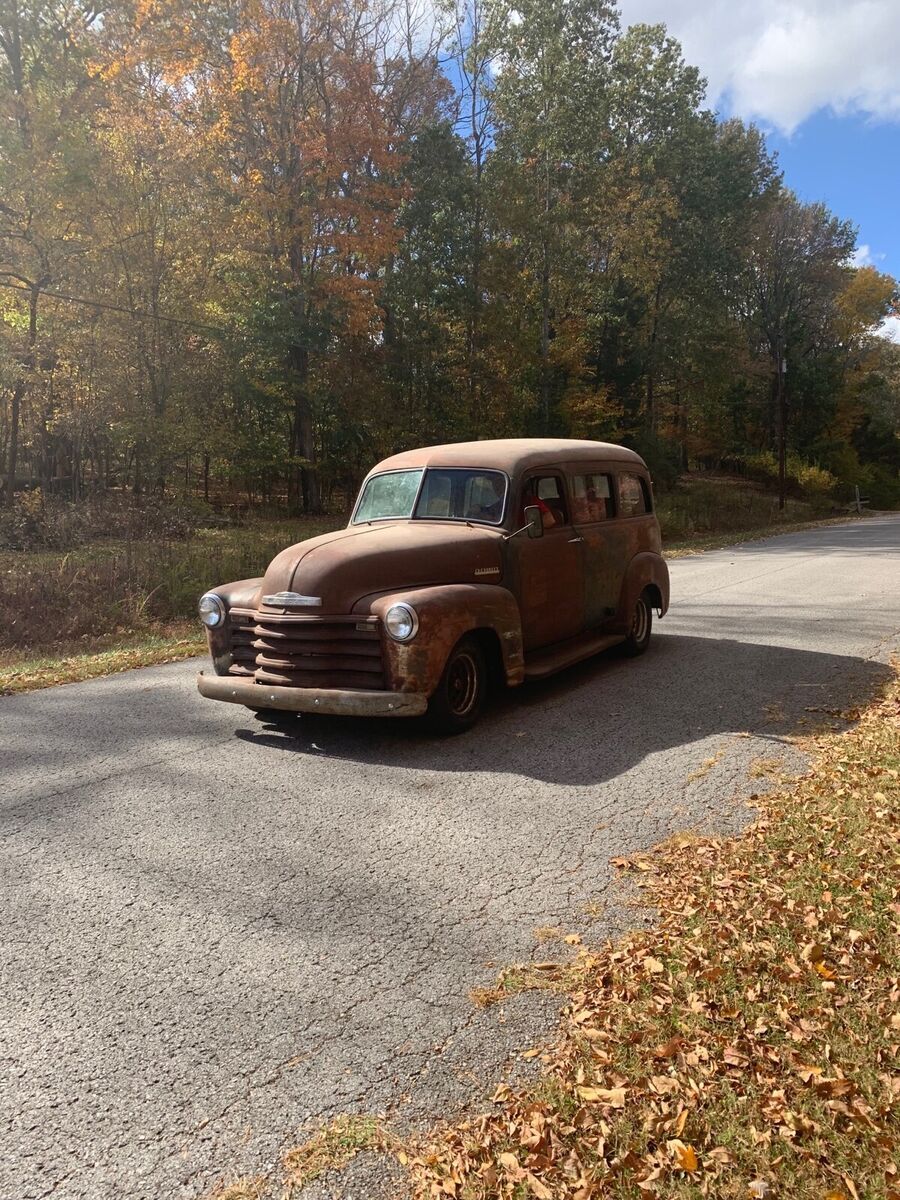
[523, 630, 626, 680]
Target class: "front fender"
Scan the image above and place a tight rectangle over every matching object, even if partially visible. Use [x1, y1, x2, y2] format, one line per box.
[615, 553, 670, 631]
[364, 584, 525, 695]
[205, 576, 264, 675]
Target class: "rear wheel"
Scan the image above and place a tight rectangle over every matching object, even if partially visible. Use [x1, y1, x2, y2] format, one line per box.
[426, 635, 487, 734]
[622, 589, 653, 657]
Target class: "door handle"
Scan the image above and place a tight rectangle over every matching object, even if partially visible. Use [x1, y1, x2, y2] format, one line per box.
[568, 536, 584, 544]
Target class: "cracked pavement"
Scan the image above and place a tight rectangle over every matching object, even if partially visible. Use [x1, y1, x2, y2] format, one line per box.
[2, 514, 899, 1199]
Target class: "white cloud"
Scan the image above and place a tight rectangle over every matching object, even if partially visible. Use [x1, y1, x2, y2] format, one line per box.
[875, 317, 900, 344]
[617, 1, 900, 133]
[852, 244, 887, 268]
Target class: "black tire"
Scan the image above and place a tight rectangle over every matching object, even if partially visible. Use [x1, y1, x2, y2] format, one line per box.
[622, 588, 653, 657]
[426, 634, 487, 734]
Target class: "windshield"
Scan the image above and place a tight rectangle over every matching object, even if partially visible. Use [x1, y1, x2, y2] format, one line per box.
[353, 467, 508, 525]
[354, 469, 423, 521]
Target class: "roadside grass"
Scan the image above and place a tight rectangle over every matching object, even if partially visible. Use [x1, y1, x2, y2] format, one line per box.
[0, 515, 339, 653]
[0, 622, 206, 695]
[407, 666, 900, 1200]
[655, 476, 830, 545]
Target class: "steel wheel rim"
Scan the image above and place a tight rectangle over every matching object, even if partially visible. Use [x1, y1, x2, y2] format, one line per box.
[632, 598, 649, 644]
[447, 651, 479, 717]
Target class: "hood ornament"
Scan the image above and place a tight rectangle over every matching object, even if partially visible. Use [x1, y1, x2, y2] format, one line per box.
[262, 592, 323, 607]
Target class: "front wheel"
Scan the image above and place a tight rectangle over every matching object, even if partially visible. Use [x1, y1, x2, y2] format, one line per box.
[622, 589, 653, 657]
[426, 635, 487, 735]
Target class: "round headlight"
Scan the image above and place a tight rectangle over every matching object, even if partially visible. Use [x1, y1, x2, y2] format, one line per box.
[198, 592, 226, 628]
[385, 603, 418, 642]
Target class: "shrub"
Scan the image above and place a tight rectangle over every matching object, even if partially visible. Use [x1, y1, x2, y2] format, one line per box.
[0, 517, 340, 650]
[857, 464, 900, 509]
[655, 479, 818, 542]
[0, 491, 217, 551]
[719, 452, 837, 500]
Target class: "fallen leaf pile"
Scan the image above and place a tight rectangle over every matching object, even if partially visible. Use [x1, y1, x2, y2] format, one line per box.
[409, 670, 900, 1199]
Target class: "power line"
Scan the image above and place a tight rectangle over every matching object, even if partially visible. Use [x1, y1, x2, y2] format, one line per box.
[0, 278, 230, 336]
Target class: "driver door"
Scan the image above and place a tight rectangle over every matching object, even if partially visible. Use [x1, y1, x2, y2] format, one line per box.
[512, 471, 585, 651]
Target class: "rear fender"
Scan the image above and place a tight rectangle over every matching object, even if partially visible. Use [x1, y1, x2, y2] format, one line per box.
[365, 584, 524, 695]
[614, 553, 670, 631]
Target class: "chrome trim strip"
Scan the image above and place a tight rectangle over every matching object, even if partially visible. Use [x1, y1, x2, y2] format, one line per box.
[262, 592, 322, 607]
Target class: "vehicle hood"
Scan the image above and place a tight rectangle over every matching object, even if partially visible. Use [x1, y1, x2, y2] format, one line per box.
[259, 521, 504, 614]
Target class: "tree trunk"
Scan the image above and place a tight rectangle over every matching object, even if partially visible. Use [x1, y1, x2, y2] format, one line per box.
[676, 382, 689, 470]
[645, 284, 662, 434]
[4, 282, 41, 506]
[288, 343, 320, 514]
[776, 360, 787, 511]
[539, 231, 551, 433]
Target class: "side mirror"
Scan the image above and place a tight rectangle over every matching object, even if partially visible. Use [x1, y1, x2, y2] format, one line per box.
[523, 504, 544, 539]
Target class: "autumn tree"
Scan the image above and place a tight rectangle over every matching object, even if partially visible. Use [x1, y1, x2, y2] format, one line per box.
[0, 1, 102, 503]
[0, 1, 895, 513]
[218, 0, 413, 512]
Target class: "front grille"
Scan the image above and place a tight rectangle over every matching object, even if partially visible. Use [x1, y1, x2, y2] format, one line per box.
[228, 609, 385, 691]
[228, 611, 258, 677]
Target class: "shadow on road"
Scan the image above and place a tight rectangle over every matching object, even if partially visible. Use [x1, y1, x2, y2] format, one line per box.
[232, 632, 891, 787]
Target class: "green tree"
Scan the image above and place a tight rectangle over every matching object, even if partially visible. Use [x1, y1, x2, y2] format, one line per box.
[488, 0, 619, 432]
[739, 193, 856, 506]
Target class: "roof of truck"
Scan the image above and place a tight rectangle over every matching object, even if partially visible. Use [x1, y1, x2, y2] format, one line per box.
[370, 438, 645, 475]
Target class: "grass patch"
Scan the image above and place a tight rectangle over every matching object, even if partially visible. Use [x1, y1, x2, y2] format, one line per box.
[0, 622, 205, 694]
[0, 516, 340, 652]
[281, 1115, 393, 1193]
[686, 749, 724, 784]
[410, 667, 900, 1200]
[656, 476, 829, 546]
[470, 957, 589, 1010]
[206, 1179, 268, 1200]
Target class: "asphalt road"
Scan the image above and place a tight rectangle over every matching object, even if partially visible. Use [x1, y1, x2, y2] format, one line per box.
[2, 514, 899, 1200]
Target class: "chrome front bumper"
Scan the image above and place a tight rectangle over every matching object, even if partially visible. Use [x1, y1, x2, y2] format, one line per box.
[197, 671, 428, 717]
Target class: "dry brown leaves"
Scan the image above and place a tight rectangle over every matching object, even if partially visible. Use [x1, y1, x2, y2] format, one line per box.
[408, 672, 900, 1200]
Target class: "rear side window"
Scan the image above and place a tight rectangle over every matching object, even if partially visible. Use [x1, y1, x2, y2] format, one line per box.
[618, 473, 651, 517]
[572, 473, 614, 523]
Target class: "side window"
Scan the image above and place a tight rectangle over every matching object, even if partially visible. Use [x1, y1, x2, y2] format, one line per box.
[618, 473, 651, 517]
[572, 472, 615, 523]
[521, 474, 569, 527]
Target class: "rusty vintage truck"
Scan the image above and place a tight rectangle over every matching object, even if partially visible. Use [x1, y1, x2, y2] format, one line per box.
[196, 439, 670, 732]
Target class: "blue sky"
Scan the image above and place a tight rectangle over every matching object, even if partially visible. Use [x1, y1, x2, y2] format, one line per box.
[617, 0, 900, 339]
[764, 113, 899, 281]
